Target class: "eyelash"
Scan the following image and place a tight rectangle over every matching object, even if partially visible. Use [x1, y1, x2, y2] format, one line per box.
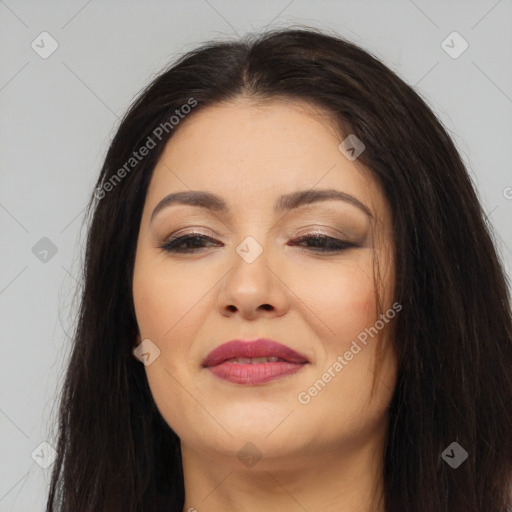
[158, 232, 357, 254]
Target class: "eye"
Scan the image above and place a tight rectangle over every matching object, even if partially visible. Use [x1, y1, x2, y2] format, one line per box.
[158, 233, 221, 253]
[290, 233, 357, 253]
[158, 231, 357, 254]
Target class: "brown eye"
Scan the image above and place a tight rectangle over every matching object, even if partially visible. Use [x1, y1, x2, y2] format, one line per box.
[290, 233, 357, 253]
[160, 234, 222, 253]
[159, 232, 357, 254]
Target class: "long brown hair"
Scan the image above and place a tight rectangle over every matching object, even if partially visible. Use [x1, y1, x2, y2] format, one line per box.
[46, 26, 512, 512]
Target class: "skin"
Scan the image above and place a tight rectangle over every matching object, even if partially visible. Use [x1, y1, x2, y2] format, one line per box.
[132, 97, 398, 512]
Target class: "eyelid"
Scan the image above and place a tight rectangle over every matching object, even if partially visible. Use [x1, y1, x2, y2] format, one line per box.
[289, 224, 360, 243]
[164, 226, 348, 241]
[164, 227, 216, 239]
[162, 222, 362, 241]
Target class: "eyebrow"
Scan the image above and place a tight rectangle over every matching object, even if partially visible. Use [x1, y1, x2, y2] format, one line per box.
[150, 188, 373, 223]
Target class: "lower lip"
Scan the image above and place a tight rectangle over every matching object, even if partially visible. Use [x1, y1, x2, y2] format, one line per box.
[206, 361, 307, 385]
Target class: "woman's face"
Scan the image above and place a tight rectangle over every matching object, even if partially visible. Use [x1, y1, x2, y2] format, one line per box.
[132, 98, 398, 469]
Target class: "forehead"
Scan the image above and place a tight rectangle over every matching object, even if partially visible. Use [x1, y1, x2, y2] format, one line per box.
[144, 98, 385, 220]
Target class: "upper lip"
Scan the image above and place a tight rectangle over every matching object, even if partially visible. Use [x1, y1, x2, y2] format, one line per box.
[202, 338, 310, 367]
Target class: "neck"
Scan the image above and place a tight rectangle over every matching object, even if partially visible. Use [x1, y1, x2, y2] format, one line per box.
[180, 422, 387, 512]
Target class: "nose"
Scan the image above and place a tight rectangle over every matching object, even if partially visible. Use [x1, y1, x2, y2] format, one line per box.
[217, 244, 289, 320]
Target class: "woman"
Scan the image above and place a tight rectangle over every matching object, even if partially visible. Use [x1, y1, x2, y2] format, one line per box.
[46, 27, 512, 512]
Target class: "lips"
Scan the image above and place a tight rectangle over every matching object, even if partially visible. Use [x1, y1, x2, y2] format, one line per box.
[202, 338, 309, 385]
[202, 338, 309, 367]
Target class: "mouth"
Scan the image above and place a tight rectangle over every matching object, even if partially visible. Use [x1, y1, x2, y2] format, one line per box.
[202, 338, 309, 385]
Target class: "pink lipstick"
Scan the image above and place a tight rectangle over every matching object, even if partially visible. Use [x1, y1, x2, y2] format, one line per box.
[202, 338, 309, 385]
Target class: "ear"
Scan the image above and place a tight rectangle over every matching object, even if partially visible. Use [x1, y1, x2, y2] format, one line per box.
[134, 332, 142, 347]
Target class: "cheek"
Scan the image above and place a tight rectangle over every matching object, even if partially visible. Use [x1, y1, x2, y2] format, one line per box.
[132, 262, 206, 423]
[132, 260, 206, 339]
[294, 254, 377, 344]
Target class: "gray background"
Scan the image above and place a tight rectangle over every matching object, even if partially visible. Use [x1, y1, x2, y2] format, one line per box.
[1, 0, 511, 510]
